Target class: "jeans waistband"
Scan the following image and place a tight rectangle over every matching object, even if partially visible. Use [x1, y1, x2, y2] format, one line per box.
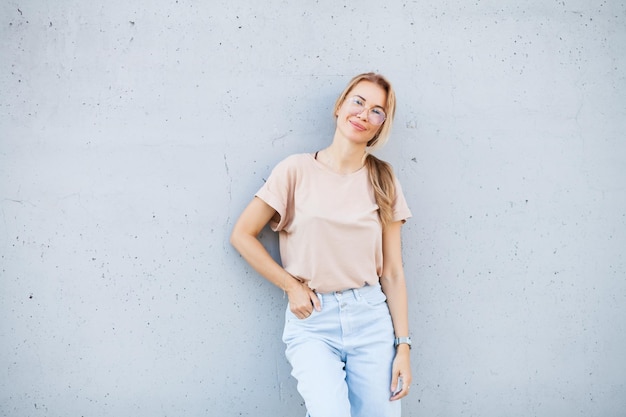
[315, 283, 381, 304]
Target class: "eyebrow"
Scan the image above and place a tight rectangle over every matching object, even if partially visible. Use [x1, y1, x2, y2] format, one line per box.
[354, 95, 385, 110]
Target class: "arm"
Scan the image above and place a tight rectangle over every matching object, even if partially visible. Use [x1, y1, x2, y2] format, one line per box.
[230, 197, 321, 318]
[379, 220, 412, 400]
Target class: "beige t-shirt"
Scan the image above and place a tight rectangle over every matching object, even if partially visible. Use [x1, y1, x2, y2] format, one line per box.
[256, 153, 412, 293]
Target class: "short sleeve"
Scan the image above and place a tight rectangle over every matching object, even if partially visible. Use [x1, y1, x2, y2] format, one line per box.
[254, 156, 297, 232]
[392, 176, 412, 223]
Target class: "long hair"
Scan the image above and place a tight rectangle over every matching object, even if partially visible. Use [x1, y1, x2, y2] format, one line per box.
[334, 73, 397, 227]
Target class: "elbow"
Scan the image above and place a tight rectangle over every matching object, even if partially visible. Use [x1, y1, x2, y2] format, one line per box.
[380, 270, 405, 286]
[230, 225, 251, 254]
[230, 229, 241, 251]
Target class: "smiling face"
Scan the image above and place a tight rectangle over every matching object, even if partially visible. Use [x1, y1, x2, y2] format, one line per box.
[335, 80, 388, 147]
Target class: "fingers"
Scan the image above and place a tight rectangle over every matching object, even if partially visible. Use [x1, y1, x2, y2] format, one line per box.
[289, 299, 311, 319]
[390, 371, 412, 401]
[288, 284, 321, 319]
[292, 306, 313, 319]
[390, 380, 411, 400]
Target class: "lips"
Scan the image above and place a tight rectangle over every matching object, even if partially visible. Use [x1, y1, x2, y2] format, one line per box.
[349, 120, 366, 131]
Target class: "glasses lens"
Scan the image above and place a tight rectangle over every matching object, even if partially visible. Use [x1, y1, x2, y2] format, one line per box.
[348, 97, 364, 112]
[369, 109, 386, 125]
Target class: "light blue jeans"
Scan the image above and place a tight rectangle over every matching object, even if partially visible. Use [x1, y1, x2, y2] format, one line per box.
[282, 283, 401, 417]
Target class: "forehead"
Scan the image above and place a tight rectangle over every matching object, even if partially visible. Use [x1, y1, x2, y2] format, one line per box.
[348, 81, 387, 108]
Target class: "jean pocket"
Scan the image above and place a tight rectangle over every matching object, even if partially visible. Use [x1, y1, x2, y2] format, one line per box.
[360, 286, 388, 307]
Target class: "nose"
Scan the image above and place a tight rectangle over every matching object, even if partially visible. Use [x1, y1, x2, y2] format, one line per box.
[355, 108, 368, 121]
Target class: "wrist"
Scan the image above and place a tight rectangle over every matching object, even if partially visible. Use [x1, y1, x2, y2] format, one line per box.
[394, 336, 412, 350]
[395, 344, 410, 355]
[282, 273, 301, 293]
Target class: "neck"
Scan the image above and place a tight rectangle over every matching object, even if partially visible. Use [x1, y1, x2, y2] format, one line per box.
[317, 142, 368, 175]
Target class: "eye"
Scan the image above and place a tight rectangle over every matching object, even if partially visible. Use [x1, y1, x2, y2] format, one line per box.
[351, 97, 365, 106]
[371, 108, 385, 116]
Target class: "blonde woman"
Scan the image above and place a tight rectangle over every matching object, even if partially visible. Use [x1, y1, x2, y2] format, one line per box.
[231, 73, 412, 417]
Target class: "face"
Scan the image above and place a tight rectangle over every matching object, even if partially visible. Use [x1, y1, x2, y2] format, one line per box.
[335, 81, 387, 146]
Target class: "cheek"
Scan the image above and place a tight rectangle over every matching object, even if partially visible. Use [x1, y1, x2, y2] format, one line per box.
[369, 125, 383, 139]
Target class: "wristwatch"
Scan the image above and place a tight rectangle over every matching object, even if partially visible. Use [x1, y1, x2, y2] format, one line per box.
[394, 336, 412, 349]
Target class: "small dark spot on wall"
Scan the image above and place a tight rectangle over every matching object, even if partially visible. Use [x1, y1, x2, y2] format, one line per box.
[29, 293, 33, 299]
[129, 20, 135, 25]
[411, 157, 417, 162]
[17, 8, 22, 15]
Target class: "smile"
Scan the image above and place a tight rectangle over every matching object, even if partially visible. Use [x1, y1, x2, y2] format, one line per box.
[349, 120, 366, 131]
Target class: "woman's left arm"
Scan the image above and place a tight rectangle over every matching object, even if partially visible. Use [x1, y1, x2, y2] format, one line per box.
[380, 220, 412, 401]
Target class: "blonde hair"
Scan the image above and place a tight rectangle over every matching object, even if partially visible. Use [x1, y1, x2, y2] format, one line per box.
[334, 73, 398, 227]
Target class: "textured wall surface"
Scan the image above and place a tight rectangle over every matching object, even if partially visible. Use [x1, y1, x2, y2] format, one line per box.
[1, 1, 625, 416]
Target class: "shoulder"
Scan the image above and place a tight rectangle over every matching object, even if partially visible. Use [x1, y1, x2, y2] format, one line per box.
[272, 153, 313, 172]
[266, 153, 314, 183]
[282, 153, 313, 165]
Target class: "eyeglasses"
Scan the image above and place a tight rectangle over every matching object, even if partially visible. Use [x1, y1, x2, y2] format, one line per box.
[345, 96, 387, 126]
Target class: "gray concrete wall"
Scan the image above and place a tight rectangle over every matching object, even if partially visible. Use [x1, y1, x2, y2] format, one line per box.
[1, 1, 624, 416]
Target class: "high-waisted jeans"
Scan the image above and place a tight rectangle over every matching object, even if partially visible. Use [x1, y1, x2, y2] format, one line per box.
[282, 283, 401, 417]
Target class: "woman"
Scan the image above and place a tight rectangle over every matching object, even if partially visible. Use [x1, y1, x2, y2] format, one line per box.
[230, 72, 412, 417]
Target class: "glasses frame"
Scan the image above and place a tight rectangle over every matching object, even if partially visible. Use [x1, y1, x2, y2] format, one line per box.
[345, 95, 387, 126]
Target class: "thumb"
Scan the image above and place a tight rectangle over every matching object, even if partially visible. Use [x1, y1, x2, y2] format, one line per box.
[310, 290, 322, 311]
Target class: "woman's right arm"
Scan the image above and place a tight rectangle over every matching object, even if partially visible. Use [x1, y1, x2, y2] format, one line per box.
[230, 197, 321, 318]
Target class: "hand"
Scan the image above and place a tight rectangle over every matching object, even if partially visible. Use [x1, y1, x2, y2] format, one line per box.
[390, 345, 412, 401]
[286, 278, 321, 319]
